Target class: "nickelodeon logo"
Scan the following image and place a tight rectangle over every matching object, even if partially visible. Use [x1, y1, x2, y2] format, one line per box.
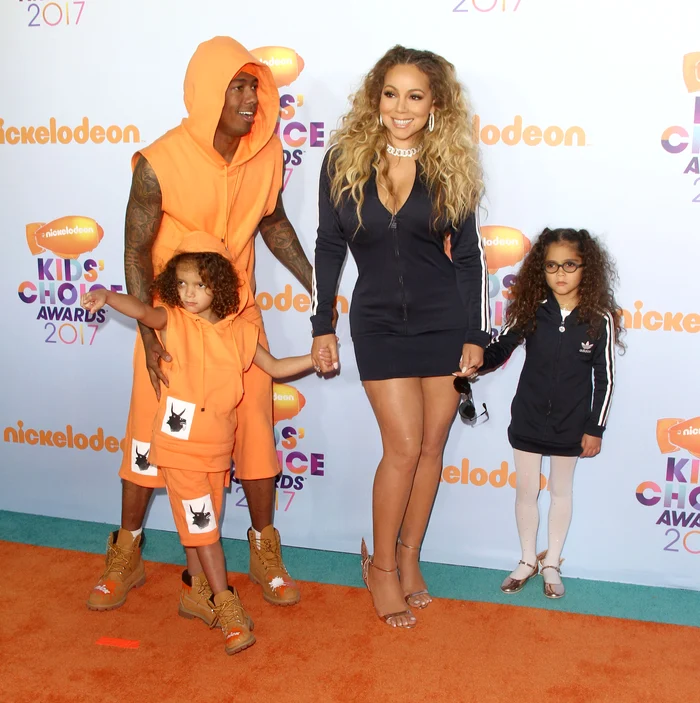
[0, 118, 140, 145]
[480, 225, 531, 274]
[26, 216, 104, 259]
[250, 46, 305, 88]
[273, 383, 306, 423]
[472, 115, 585, 147]
[441, 458, 549, 490]
[622, 300, 700, 334]
[256, 285, 348, 315]
[657, 418, 700, 458]
[4, 421, 124, 453]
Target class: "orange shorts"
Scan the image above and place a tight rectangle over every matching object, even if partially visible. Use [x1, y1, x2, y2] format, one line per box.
[161, 467, 227, 546]
[118, 321, 279, 487]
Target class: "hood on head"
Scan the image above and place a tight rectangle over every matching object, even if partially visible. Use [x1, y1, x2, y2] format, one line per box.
[182, 36, 279, 165]
[175, 230, 251, 314]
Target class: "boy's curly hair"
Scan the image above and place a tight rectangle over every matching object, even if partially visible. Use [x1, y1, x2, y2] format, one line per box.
[152, 252, 241, 319]
[505, 228, 625, 349]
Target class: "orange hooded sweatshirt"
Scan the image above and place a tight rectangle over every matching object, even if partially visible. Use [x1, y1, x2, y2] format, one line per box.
[147, 232, 260, 473]
[135, 36, 283, 317]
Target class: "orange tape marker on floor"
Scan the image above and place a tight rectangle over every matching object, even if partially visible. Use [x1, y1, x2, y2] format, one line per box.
[95, 637, 140, 649]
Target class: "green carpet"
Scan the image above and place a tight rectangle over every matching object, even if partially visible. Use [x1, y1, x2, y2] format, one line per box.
[1, 509, 697, 628]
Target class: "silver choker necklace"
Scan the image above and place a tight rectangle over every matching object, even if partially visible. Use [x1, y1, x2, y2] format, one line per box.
[386, 144, 421, 158]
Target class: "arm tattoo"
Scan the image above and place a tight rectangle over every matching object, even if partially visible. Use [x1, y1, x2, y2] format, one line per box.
[258, 192, 313, 294]
[124, 156, 163, 334]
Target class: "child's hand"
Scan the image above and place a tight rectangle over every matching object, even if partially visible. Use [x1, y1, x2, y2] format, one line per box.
[317, 344, 335, 369]
[580, 434, 602, 458]
[81, 289, 109, 313]
[312, 335, 339, 374]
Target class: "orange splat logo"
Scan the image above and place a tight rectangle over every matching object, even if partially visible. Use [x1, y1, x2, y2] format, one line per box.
[657, 417, 700, 458]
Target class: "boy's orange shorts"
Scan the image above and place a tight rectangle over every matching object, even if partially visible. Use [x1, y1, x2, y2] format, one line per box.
[118, 322, 279, 487]
[161, 467, 228, 547]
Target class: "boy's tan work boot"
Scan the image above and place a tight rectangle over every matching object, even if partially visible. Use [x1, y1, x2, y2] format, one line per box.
[211, 588, 256, 655]
[87, 529, 146, 610]
[178, 570, 215, 626]
[247, 525, 300, 606]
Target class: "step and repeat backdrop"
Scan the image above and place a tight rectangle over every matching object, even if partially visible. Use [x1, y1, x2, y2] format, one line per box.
[1, 0, 698, 590]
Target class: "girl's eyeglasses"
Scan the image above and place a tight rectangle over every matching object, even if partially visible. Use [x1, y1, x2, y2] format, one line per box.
[544, 261, 584, 274]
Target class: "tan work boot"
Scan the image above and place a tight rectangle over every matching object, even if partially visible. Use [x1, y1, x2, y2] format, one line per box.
[248, 525, 300, 606]
[211, 588, 256, 655]
[87, 529, 146, 610]
[178, 570, 215, 626]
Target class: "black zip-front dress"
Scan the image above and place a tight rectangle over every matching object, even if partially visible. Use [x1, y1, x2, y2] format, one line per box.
[481, 299, 617, 456]
[310, 154, 491, 381]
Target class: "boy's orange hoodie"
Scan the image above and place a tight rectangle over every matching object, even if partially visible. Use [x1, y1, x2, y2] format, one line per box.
[136, 36, 282, 323]
[147, 232, 259, 473]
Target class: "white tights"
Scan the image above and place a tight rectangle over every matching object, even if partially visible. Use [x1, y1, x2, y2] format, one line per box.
[509, 449, 578, 584]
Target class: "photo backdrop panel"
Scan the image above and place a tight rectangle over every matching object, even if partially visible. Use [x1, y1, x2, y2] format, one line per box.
[1, 0, 699, 589]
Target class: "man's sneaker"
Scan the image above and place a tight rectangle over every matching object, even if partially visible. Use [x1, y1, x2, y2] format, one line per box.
[248, 525, 300, 606]
[210, 588, 255, 655]
[87, 528, 146, 611]
[178, 570, 215, 626]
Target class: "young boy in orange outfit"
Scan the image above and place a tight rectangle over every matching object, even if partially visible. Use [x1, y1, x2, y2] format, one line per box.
[82, 232, 314, 655]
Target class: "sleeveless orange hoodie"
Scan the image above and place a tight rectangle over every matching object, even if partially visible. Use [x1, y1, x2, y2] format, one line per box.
[147, 232, 259, 473]
[135, 36, 283, 319]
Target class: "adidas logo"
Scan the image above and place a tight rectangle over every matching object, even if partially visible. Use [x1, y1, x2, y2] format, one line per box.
[579, 341, 593, 354]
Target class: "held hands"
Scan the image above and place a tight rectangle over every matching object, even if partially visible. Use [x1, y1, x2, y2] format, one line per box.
[453, 343, 484, 379]
[81, 289, 110, 313]
[311, 334, 339, 375]
[580, 434, 602, 458]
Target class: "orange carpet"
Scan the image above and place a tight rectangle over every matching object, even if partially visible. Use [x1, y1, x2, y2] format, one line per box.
[1, 541, 695, 703]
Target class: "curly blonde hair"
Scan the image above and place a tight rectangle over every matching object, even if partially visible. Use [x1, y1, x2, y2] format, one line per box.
[328, 45, 483, 231]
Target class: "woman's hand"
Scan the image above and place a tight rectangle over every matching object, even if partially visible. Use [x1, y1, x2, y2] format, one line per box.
[453, 343, 484, 378]
[311, 334, 339, 374]
[580, 434, 602, 458]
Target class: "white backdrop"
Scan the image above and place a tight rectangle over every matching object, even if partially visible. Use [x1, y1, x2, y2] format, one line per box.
[1, 0, 699, 590]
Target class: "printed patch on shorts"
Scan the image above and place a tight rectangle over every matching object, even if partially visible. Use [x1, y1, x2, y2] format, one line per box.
[182, 495, 216, 535]
[161, 397, 196, 441]
[130, 439, 158, 477]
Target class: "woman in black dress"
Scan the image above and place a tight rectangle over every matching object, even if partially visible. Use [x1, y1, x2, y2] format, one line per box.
[310, 46, 490, 628]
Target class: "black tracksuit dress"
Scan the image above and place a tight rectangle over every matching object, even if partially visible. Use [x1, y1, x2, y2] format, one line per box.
[481, 298, 616, 456]
[310, 153, 491, 380]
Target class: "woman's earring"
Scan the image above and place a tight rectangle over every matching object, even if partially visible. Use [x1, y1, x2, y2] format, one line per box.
[428, 112, 435, 132]
[379, 114, 384, 127]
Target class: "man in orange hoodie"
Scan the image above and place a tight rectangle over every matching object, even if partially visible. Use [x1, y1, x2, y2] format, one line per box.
[87, 37, 314, 621]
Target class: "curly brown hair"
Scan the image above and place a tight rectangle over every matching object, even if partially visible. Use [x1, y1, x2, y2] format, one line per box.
[152, 252, 241, 319]
[505, 228, 625, 349]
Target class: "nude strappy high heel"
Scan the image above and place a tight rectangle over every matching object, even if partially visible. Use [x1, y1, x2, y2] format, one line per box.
[537, 550, 566, 599]
[396, 539, 432, 609]
[360, 539, 416, 629]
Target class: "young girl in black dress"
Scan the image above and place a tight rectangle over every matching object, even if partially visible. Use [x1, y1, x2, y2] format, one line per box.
[476, 228, 624, 598]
